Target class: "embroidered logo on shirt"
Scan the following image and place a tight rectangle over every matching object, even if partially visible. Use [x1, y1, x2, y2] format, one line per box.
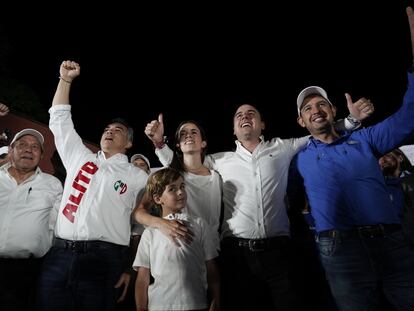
[347, 140, 359, 145]
[114, 180, 128, 194]
[62, 161, 99, 223]
[165, 213, 188, 221]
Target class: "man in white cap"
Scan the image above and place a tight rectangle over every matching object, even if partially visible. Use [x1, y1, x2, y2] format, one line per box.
[293, 8, 414, 309]
[130, 153, 151, 174]
[0, 128, 63, 311]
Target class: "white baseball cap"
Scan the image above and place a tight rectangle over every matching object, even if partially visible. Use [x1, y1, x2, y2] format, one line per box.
[10, 129, 44, 150]
[296, 86, 333, 116]
[399, 145, 414, 166]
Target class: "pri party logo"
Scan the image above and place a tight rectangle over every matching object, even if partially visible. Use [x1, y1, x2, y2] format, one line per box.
[114, 180, 128, 194]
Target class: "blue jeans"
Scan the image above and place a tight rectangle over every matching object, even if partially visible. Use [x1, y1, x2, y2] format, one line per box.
[36, 244, 127, 311]
[318, 229, 414, 311]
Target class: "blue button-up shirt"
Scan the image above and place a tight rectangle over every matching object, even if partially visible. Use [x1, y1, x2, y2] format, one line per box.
[296, 72, 414, 233]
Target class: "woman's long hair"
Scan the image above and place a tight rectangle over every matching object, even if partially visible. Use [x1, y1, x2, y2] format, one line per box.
[170, 120, 208, 173]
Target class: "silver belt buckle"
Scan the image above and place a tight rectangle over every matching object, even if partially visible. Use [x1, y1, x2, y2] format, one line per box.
[248, 239, 265, 252]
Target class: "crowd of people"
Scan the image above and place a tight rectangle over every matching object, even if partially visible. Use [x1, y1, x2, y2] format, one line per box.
[1, 6, 414, 311]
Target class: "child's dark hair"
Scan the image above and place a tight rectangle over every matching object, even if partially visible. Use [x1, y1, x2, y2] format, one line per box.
[146, 168, 183, 205]
[170, 120, 207, 172]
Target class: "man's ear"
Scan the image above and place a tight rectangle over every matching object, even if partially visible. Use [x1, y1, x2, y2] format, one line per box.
[125, 140, 133, 150]
[332, 105, 337, 118]
[261, 121, 265, 131]
[297, 116, 306, 128]
[201, 141, 207, 148]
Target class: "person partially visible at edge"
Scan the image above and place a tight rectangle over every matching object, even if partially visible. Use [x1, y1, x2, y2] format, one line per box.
[293, 8, 414, 309]
[0, 102, 10, 149]
[124, 152, 152, 311]
[0, 146, 9, 166]
[36, 60, 147, 311]
[139, 98, 373, 310]
[379, 148, 414, 244]
[134, 168, 220, 311]
[0, 127, 62, 311]
[130, 153, 151, 174]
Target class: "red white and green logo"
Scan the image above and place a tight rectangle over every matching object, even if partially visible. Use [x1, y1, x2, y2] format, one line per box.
[114, 180, 128, 194]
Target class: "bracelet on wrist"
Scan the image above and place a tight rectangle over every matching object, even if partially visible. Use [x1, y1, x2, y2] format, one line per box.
[153, 141, 165, 149]
[59, 76, 72, 84]
[153, 136, 167, 149]
[346, 115, 360, 124]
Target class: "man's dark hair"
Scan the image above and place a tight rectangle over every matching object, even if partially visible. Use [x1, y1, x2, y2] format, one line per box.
[107, 117, 134, 142]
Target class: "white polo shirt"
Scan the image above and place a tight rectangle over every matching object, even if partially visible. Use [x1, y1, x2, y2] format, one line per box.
[49, 105, 147, 246]
[0, 164, 63, 258]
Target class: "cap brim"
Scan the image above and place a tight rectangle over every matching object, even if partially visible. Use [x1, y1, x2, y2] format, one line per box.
[10, 129, 44, 149]
[297, 86, 331, 115]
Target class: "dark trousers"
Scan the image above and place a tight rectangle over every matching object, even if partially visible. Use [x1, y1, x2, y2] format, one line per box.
[0, 257, 42, 311]
[36, 242, 127, 311]
[219, 236, 295, 311]
[318, 229, 414, 311]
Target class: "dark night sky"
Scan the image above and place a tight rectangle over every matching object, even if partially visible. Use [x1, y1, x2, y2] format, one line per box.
[2, 0, 414, 167]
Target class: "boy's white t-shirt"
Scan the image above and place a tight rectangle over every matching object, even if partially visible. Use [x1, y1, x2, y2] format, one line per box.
[133, 213, 218, 311]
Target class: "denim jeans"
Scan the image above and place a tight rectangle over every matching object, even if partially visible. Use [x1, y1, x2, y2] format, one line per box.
[36, 244, 127, 311]
[318, 229, 414, 311]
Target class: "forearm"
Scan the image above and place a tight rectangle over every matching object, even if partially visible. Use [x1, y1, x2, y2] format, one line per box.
[135, 285, 148, 310]
[52, 79, 72, 107]
[134, 205, 163, 229]
[135, 268, 149, 311]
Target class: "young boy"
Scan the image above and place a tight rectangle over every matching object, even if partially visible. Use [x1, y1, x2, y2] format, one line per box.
[133, 168, 220, 311]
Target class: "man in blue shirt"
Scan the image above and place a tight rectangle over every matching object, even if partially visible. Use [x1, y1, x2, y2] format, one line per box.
[294, 7, 414, 310]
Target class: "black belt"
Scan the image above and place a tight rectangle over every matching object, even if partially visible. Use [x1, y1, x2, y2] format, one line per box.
[53, 238, 125, 253]
[222, 236, 289, 252]
[318, 224, 402, 239]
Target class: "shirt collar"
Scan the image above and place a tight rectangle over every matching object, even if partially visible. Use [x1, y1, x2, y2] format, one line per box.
[235, 135, 265, 151]
[308, 132, 352, 147]
[97, 150, 129, 162]
[2, 162, 42, 174]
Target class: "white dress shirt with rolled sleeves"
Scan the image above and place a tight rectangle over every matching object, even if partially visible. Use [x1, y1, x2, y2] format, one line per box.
[49, 105, 147, 246]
